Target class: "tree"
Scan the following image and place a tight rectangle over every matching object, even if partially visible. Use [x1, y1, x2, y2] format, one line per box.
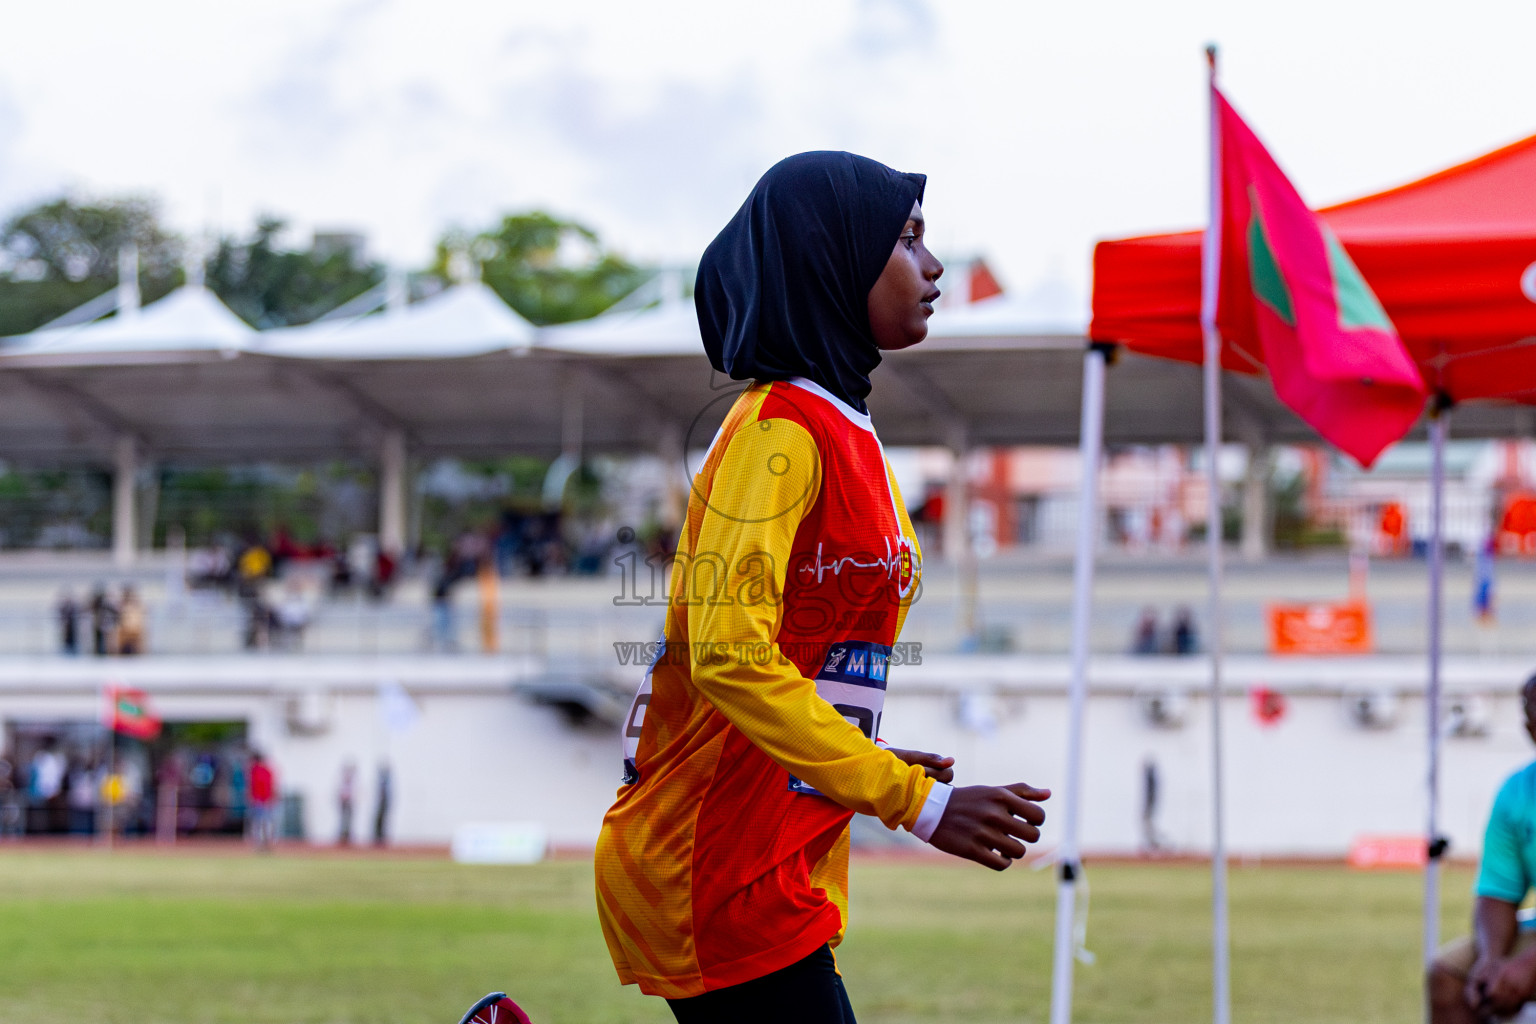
[205, 217, 384, 328]
[433, 211, 648, 326]
[0, 195, 183, 336]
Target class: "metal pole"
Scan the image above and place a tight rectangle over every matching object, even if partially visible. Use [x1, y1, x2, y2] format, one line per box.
[1240, 443, 1270, 563]
[1424, 407, 1449, 981]
[1200, 45, 1232, 1024]
[117, 243, 140, 319]
[105, 729, 117, 851]
[1048, 343, 1109, 1024]
[100, 686, 115, 851]
[378, 428, 407, 558]
[112, 434, 138, 569]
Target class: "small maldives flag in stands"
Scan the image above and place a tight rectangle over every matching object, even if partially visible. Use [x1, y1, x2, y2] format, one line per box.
[106, 685, 161, 740]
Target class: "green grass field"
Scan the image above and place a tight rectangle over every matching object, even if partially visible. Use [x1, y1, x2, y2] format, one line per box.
[0, 848, 1472, 1023]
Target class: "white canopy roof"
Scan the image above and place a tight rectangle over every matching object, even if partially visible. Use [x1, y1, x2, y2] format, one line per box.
[0, 273, 1085, 367]
[538, 295, 699, 356]
[929, 288, 1087, 343]
[256, 281, 536, 360]
[0, 272, 1528, 467]
[0, 285, 254, 366]
[539, 279, 1090, 358]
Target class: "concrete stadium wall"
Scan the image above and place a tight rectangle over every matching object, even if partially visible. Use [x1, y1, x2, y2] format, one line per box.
[2, 653, 1533, 858]
[884, 687, 1523, 859]
[890, 655, 1535, 859]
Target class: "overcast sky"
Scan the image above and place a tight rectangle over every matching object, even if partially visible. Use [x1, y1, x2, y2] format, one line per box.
[3, 0, 1534, 313]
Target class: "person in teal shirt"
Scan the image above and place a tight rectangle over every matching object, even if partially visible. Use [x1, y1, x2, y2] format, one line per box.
[1431, 674, 1536, 1023]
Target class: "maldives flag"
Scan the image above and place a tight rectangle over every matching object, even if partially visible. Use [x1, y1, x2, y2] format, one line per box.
[1212, 88, 1426, 467]
[106, 685, 161, 740]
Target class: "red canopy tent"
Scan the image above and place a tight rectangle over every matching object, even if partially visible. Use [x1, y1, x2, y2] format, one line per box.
[1089, 128, 1536, 987]
[1091, 132, 1536, 400]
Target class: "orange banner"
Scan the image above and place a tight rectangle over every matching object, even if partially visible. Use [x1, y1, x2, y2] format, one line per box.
[1267, 601, 1373, 655]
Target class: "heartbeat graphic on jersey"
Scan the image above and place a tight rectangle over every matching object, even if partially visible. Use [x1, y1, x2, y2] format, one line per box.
[797, 536, 920, 597]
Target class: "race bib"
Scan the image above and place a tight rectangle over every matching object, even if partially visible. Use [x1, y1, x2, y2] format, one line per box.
[788, 640, 891, 797]
[619, 638, 663, 785]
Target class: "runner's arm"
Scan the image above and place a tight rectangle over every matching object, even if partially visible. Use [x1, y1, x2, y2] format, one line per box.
[687, 416, 935, 832]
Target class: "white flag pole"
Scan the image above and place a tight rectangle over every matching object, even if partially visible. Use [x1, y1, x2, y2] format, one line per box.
[1048, 341, 1110, 1024]
[1200, 44, 1233, 1024]
[1423, 403, 1450, 986]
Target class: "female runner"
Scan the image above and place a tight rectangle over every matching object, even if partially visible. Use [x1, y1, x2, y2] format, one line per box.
[594, 151, 1051, 1023]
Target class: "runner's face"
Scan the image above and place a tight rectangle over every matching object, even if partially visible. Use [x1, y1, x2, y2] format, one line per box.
[868, 201, 943, 351]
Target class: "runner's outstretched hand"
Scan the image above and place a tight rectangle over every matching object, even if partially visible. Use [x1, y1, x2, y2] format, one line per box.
[929, 784, 1050, 871]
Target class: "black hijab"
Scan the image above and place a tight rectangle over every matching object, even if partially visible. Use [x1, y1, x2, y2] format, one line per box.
[695, 151, 926, 414]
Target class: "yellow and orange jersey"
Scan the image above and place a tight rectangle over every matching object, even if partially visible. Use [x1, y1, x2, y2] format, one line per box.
[594, 378, 937, 999]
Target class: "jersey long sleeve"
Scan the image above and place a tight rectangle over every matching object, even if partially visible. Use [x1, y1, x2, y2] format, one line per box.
[686, 415, 933, 830]
[595, 379, 930, 998]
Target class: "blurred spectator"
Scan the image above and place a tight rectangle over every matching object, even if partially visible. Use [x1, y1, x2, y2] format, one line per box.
[29, 737, 66, 831]
[0, 756, 22, 838]
[269, 525, 302, 571]
[188, 546, 233, 589]
[328, 550, 354, 595]
[1377, 501, 1409, 556]
[227, 754, 247, 831]
[429, 537, 483, 652]
[99, 761, 130, 837]
[1499, 492, 1536, 555]
[523, 515, 554, 576]
[346, 537, 375, 593]
[1171, 607, 1199, 655]
[495, 511, 519, 576]
[56, 591, 79, 656]
[453, 529, 489, 572]
[65, 757, 97, 835]
[370, 547, 397, 600]
[272, 582, 313, 651]
[246, 750, 276, 851]
[185, 753, 218, 832]
[1427, 672, 1536, 1019]
[642, 514, 675, 562]
[1475, 534, 1497, 623]
[237, 542, 273, 592]
[569, 521, 609, 575]
[1131, 608, 1160, 655]
[236, 541, 274, 654]
[1141, 757, 1163, 854]
[242, 597, 274, 651]
[914, 486, 946, 556]
[115, 758, 145, 835]
[373, 762, 392, 847]
[430, 566, 459, 652]
[116, 586, 146, 656]
[155, 751, 183, 844]
[337, 760, 356, 846]
[478, 557, 499, 651]
[89, 586, 117, 656]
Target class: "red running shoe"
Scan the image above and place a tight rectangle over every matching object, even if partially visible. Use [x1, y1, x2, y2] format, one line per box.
[457, 992, 533, 1024]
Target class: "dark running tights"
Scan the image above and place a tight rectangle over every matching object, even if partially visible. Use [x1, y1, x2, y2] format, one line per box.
[667, 945, 856, 1024]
